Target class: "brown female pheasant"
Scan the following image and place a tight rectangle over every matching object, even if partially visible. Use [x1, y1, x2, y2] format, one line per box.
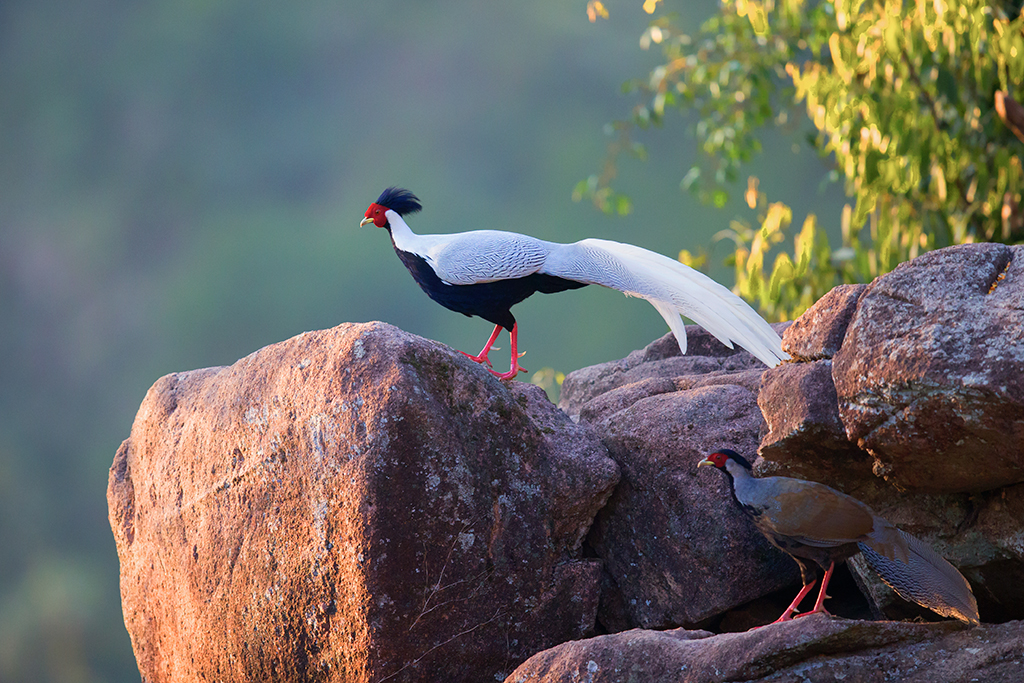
[699, 449, 979, 625]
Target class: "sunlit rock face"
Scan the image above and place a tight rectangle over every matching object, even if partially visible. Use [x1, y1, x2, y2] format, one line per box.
[108, 322, 618, 683]
[831, 243, 1024, 494]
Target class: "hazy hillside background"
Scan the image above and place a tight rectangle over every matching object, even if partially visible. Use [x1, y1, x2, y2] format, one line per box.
[0, 1, 844, 680]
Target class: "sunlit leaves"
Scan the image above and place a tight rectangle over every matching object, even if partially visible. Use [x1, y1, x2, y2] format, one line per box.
[581, 1, 817, 208]
[587, 1, 609, 22]
[790, 0, 1024, 249]
[530, 367, 565, 401]
[585, 0, 1024, 320]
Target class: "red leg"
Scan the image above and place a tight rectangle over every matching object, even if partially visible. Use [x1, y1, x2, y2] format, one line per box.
[770, 579, 817, 624]
[492, 323, 526, 381]
[794, 561, 835, 618]
[460, 324, 502, 368]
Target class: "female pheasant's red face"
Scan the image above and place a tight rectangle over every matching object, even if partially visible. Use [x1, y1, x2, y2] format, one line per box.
[702, 451, 730, 469]
[362, 203, 390, 227]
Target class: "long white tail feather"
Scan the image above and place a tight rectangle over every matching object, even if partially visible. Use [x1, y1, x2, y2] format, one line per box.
[650, 300, 689, 355]
[542, 238, 787, 367]
[581, 239, 782, 361]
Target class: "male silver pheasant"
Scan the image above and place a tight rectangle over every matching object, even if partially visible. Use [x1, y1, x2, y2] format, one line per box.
[361, 188, 787, 379]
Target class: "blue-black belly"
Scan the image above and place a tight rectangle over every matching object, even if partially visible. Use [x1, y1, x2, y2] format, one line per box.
[394, 247, 587, 330]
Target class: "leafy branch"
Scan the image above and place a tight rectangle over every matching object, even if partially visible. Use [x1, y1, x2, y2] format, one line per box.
[582, 0, 1024, 321]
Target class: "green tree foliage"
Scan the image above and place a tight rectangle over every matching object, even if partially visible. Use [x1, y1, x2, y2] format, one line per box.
[580, 0, 1024, 321]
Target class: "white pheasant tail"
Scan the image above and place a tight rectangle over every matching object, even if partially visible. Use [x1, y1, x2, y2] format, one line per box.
[541, 238, 787, 367]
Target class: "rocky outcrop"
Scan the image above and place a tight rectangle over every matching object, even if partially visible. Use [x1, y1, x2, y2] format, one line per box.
[558, 324, 786, 422]
[109, 244, 1024, 683]
[108, 322, 618, 683]
[754, 243, 1024, 624]
[758, 245, 1024, 495]
[505, 616, 1024, 683]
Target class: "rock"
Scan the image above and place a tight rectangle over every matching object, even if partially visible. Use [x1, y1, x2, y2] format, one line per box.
[781, 283, 866, 361]
[552, 322, 804, 631]
[585, 384, 798, 631]
[753, 247, 1024, 622]
[558, 324, 789, 421]
[578, 369, 765, 425]
[756, 283, 875, 483]
[833, 243, 1024, 493]
[961, 482, 1024, 622]
[504, 617, 1024, 683]
[757, 359, 873, 482]
[107, 322, 619, 683]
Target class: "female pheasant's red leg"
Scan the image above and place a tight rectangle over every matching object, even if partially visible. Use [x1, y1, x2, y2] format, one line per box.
[493, 323, 525, 380]
[795, 562, 835, 618]
[771, 580, 817, 624]
[461, 324, 502, 367]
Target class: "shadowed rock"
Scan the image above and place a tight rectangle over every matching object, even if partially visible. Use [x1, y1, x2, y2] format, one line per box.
[556, 329, 800, 632]
[504, 617, 1023, 683]
[586, 384, 798, 631]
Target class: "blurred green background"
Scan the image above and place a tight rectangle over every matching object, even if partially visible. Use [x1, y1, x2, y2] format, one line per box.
[0, 1, 843, 680]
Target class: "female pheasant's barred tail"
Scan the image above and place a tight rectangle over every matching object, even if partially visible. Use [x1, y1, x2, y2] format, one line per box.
[543, 238, 788, 367]
[859, 530, 980, 625]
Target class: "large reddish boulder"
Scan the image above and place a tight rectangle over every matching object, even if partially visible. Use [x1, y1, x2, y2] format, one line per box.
[107, 322, 619, 683]
[832, 243, 1024, 493]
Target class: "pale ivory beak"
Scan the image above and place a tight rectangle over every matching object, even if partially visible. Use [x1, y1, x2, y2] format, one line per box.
[359, 216, 374, 227]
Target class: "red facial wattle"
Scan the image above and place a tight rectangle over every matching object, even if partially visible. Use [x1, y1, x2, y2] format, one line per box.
[709, 452, 729, 468]
[364, 203, 390, 227]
